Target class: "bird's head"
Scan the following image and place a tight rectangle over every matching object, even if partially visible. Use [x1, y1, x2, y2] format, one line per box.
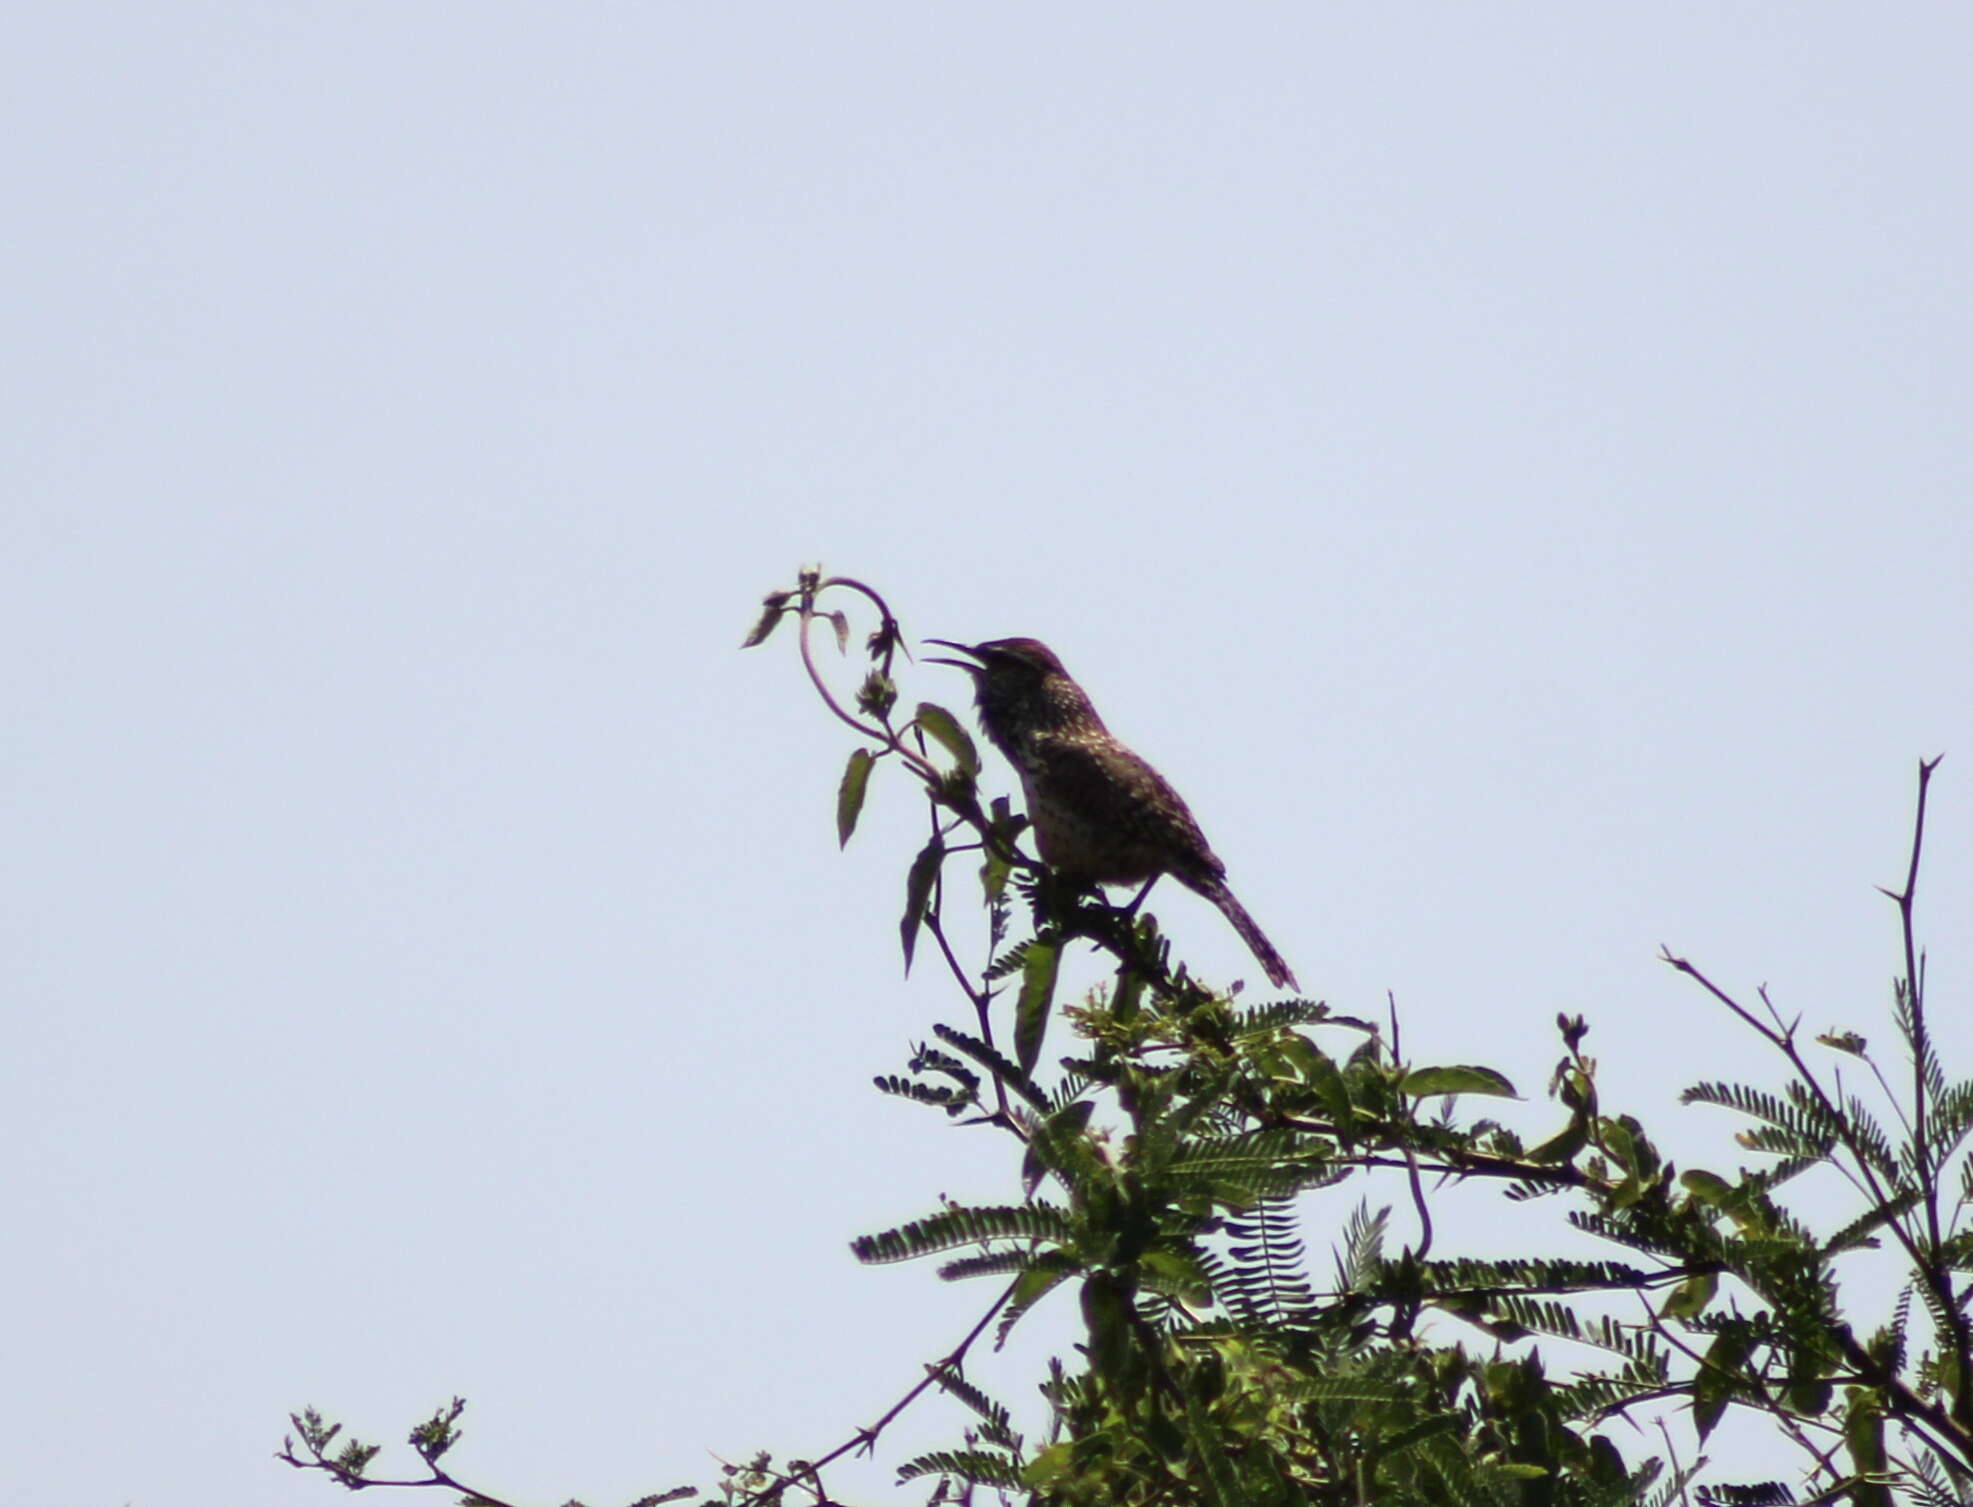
[925, 636, 1066, 685]
[924, 637, 1099, 742]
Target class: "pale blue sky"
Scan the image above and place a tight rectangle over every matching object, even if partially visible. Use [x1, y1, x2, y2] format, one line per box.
[5, 7, 1971, 1504]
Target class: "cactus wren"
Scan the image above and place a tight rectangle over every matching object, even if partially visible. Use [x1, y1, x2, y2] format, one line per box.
[924, 637, 1298, 991]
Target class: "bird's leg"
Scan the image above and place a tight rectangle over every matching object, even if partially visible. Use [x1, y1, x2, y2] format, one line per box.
[1121, 876, 1161, 917]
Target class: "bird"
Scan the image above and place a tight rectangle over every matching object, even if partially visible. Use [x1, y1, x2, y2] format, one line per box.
[923, 636, 1298, 991]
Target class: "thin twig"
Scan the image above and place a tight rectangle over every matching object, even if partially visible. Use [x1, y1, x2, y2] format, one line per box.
[1888, 761, 1942, 1258]
[1650, 1415, 1690, 1507]
[733, 1281, 1021, 1506]
[1385, 993, 1434, 1275]
[278, 1426, 523, 1507]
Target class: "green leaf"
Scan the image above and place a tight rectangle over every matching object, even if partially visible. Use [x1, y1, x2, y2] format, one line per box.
[1598, 1116, 1636, 1165]
[1183, 1389, 1242, 1506]
[914, 702, 981, 774]
[980, 795, 1015, 905]
[1009, 1260, 1075, 1315]
[1112, 960, 1144, 1024]
[900, 837, 945, 973]
[1680, 1168, 1734, 1205]
[1844, 1386, 1889, 1480]
[1022, 1443, 1073, 1491]
[1301, 1050, 1354, 1124]
[1400, 1065, 1518, 1099]
[1526, 1115, 1588, 1165]
[1692, 1329, 1749, 1442]
[1015, 941, 1060, 1077]
[836, 748, 875, 847]
[1023, 1092, 1094, 1192]
[738, 590, 791, 648]
[1370, 1411, 1462, 1460]
[1788, 1374, 1832, 1417]
[1661, 1270, 1717, 1320]
[852, 1202, 1076, 1264]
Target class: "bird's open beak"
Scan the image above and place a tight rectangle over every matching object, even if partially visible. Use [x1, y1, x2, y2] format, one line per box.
[922, 637, 983, 671]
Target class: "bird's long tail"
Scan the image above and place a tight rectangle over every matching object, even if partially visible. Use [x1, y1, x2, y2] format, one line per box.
[1201, 881, 1299, 992]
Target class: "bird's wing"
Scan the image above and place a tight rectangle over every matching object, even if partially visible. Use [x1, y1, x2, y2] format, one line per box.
[1028, 734, 1225, 884]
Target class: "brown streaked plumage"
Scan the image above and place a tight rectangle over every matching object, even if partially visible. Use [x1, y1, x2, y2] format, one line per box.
[925, 637, 1298, 991]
